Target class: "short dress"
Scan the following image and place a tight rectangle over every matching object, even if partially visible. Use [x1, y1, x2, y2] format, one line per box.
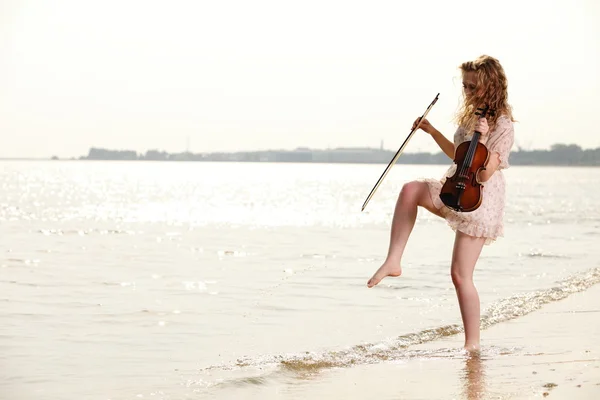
[422, 115, 515, 245]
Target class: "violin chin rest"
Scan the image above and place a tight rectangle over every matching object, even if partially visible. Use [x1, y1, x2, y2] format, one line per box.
[439, 192, 461, 211]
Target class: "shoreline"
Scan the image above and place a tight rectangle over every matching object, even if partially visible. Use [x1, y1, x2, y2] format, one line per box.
[411, 281, 600, 399]
[215, 281, 600, 400]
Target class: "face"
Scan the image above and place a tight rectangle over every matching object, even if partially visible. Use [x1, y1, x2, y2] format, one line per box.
[462, 71, 477, 99]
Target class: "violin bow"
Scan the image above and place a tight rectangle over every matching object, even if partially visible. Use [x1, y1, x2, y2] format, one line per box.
[361, 93, 440, 212]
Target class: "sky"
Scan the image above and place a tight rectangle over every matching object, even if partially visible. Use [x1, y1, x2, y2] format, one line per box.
[0, 0, 599, 158]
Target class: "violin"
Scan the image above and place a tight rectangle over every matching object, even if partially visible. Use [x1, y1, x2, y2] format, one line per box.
[439, 105, 494, 212]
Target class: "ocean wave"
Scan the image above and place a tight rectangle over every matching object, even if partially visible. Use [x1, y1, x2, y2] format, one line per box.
[192, 267, 600, 386]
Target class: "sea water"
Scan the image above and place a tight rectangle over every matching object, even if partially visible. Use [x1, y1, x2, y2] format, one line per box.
[1, 161, 599, 399]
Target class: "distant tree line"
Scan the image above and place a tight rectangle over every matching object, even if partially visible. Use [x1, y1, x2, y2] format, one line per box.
[74, 143, 600, 166]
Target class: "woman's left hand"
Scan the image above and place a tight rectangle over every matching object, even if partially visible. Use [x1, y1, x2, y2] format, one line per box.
[475, 117, 489, 136]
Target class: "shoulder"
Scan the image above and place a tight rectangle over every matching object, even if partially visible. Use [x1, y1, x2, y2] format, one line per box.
[492, 115, 514, 133]
[495, 114, 513, 126]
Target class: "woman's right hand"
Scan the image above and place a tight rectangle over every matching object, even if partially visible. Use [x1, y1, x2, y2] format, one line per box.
[412, 117, 436, 135]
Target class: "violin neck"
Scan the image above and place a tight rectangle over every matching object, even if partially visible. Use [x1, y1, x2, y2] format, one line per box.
[462, 130, 481, 168]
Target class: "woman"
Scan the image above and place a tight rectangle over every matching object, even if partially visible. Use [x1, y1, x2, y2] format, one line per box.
[366, 55, 515, 351]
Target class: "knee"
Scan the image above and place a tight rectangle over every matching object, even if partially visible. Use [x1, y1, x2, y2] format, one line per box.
[451, 268, 472, 289]
[399, 181, 421, 202]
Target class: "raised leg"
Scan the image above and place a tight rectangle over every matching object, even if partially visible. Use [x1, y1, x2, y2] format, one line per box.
[450, 231, 486, 351]
[367, 181, 442, 288]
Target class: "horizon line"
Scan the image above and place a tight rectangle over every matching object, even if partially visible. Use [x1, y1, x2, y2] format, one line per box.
[1, 142, 598, 160]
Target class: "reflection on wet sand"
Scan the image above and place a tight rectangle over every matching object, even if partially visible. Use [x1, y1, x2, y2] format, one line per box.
[462, 352, 486, 400]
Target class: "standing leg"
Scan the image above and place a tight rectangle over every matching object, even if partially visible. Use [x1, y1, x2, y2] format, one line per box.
[450, 231, 486, 351]
[367, 181, 442, 287]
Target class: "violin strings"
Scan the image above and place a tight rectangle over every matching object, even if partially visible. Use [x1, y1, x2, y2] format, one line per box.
[455, 107, 488, 204]
[461, 107, 487, 180]
[462, 140, 474, 179]
[459, 135, 476, 179]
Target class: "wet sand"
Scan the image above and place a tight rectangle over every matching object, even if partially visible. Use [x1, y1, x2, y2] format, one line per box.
[410, 282, 600, 399]
[221, 283, 600, 400]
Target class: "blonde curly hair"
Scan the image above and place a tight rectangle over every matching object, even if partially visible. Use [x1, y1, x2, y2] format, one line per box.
[455, 55, 514, 131]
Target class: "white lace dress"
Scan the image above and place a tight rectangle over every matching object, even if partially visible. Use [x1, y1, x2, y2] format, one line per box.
[422, 115, 515, 245]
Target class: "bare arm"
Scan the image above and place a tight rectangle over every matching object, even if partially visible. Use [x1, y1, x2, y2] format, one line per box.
[477, 152, 501, 182]
[412, 118, 454, 160]
[429, 128, 455, 160]
[475, 116, 514, 183]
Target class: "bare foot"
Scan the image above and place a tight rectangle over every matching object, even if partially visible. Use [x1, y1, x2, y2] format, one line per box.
[367, 261, 402, 288]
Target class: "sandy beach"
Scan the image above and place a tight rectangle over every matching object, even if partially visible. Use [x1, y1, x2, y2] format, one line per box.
[212, 281, 600, 400]
[292, 284, 600, 400]
[410, 280, 600, 400]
